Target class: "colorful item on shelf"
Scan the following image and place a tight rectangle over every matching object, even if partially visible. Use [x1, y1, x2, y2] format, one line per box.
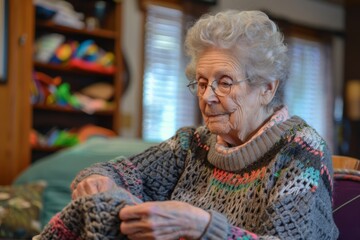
[30, 129, 39, 146]
[69, 58, 115, 74]
[34, 33, 65, 63]
[31, 71, 62, 105]
[80, 82, 114, 100]
[31, 128, 79, 148]
[67, 39, 115, 74]
[97, 52, 115, 67]
[74, 93, 109, 114]
[52, 131, 79, 147]
[35, 35, 115, 74]
[30, 124, 116, 149]
[54, 83, 81, 108]
[77, 125, 117, 142]
[30, 129, 48, 147]
[50, 41, 78, 64]
[31, 71, 114, 113]
[74, 40, 96, 60]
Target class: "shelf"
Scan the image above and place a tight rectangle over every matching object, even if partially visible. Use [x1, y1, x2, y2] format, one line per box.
[33, 104, 115, 116]
[29, 0, 123, 163]
[32, 144, 66, 152]
[36, 20, 117, 40]
[34, 62, 115, 77]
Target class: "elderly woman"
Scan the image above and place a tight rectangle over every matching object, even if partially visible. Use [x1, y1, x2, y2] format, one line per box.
[39, 10, 338, 240]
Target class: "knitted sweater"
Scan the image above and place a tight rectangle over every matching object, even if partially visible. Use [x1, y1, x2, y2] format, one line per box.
[40, 116, 339, 239]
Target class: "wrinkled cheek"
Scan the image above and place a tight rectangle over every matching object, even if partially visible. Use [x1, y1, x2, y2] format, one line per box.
[229, 108, 242, 130]
[201, 111, 208, 123]
[229, 95, 243, 129]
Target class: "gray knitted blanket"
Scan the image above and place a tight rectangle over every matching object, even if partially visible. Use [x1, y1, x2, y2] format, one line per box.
[37, 188, 142, 240]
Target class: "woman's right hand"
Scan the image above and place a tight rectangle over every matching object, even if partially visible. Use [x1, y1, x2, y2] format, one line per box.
[71, 174, 116, 200]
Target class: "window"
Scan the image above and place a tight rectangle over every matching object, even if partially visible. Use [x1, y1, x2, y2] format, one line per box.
[285, 37, 333, 147]
[142, 5, 197, 142]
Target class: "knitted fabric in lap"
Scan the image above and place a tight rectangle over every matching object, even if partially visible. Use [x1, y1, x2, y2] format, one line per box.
[37, 188, 142, 240]
[69, 115, 338, 239]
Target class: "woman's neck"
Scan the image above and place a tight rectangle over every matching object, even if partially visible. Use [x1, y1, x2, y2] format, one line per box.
[221, 109, 274, 147]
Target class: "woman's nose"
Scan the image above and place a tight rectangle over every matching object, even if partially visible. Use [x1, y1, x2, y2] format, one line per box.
[201, 85, 219, 103]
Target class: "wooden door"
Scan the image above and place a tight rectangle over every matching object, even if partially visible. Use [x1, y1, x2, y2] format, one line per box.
[0, 0, 33, 184]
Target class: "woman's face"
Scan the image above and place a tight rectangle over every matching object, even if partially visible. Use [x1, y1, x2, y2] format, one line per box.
[196, 48, 271, 145]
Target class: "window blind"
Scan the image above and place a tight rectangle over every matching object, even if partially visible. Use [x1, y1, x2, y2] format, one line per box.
[142, 5, 197, 142]
[285, 37, 333, 147]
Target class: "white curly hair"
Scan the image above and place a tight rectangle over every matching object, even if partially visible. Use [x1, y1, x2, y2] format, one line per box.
[185, 10, 289, 111]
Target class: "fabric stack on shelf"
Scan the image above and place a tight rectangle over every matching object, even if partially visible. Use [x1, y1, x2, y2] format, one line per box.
[35, 0, 85, 29]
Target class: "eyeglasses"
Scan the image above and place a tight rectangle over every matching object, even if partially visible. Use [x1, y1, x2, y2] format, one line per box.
[187, 79, 248, 97]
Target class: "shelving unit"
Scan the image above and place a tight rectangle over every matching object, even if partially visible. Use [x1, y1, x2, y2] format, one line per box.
[31, 0, 123, 161]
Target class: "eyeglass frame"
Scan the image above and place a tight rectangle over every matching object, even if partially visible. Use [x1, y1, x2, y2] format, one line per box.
[186, 78, 249, 97]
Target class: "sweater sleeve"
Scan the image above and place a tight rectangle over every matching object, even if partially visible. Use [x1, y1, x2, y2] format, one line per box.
[71, 127, 195, 201]
[200, 152, 339, 240]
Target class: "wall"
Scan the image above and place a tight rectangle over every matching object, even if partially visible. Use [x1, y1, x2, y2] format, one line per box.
[120, 0, 344, 138]
[120, 0, 143, 137]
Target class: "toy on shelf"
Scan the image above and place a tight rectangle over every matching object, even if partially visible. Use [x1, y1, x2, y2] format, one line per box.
[31, 71, 115, 113]
[31, 71, 62, 105]
[34, 35, 116, 74]
[54, 82, 81, 109]
[34, 33, 65, 63]
[30, 124, 117, 149]
[49, 40, 78, 64]
[69, 39, 115, 74]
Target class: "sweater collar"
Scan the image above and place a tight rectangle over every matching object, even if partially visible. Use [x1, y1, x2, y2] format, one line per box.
[207, 109, 303, 172]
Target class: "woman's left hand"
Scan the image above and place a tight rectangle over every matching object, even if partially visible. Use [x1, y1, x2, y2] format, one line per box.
[119, 201, 210, 240]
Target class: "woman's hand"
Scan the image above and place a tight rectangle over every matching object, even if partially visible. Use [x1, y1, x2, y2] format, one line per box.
[71, 174, 116, 199]
[119, 201, 210, 240]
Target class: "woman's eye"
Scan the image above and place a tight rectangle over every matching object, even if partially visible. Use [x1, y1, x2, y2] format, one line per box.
[218, 80, 232, 88]
[198, 82, 207, 89]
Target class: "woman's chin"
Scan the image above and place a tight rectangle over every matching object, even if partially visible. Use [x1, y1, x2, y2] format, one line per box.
[206, 122, 229, 135]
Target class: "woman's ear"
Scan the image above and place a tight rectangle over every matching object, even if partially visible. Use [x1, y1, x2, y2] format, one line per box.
[260, 80, 279, 105]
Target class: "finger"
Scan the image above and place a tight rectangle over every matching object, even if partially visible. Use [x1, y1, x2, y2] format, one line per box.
[120, 219, 145, 235]
[72, 182, 94, 198]
[71, 189, 78, 200]
[121, 217, 181, 236]
[97, 179, 114, 192]
[119, 205, 148, 220]
[83, 181, 100, 195]
[73, 184, 87, 198]
[72, 187, 87, 200]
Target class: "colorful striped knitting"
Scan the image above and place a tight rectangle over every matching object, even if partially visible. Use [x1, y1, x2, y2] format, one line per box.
[46, 115, 338, 239]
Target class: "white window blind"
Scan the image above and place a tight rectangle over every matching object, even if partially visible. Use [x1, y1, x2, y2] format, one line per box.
[285, 37, 333, 147]
[142, 5, 197, 142]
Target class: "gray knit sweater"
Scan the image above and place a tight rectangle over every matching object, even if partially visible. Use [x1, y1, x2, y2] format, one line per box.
[41, 116, 339, 239]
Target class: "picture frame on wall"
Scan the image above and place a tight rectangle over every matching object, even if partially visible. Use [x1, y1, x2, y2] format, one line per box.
[0, 0, 8, 83]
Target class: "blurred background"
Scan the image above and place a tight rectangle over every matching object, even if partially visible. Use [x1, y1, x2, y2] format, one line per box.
[1, 0, 359, 184]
